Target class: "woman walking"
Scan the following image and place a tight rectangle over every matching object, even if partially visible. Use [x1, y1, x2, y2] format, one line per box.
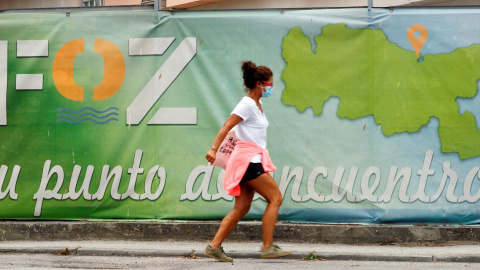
[204, 61, 290, 262]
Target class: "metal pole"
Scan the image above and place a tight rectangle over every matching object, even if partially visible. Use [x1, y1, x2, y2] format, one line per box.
[368, 0, 373, 11]
[154, 0, 159, 11]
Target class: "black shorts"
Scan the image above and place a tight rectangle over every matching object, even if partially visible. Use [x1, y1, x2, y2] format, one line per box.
[240, 162, 265, 183]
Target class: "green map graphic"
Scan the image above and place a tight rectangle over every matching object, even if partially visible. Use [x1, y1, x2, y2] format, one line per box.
[281, 23, 480, 160]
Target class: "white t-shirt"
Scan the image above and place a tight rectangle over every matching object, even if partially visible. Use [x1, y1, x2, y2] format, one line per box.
[231, 96, 269, 163]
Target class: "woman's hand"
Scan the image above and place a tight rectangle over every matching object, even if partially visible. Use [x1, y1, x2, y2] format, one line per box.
[206, 148, 217, 164]
[206, 114, 242, 165]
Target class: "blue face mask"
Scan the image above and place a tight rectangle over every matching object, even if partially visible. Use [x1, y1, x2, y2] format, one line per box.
[262, 85, 274, 98]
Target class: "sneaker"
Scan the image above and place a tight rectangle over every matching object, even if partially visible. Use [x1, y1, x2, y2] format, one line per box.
[204, 244, 233, 262]
[260, 244, 291, 258]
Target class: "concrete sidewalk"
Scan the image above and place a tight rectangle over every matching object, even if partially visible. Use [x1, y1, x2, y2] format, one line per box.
[1, 240, 480, 263]
[1, 221, 480, 263]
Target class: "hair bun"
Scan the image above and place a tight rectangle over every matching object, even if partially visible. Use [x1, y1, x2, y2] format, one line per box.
[241, 61, 257, 75]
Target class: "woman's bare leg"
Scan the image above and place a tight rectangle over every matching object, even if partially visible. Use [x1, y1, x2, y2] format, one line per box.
[209, 183, 255, 249]
[246, 173, 283, 249]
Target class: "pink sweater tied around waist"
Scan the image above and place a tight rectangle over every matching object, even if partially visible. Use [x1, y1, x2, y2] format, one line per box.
[223, 140, 277, 196]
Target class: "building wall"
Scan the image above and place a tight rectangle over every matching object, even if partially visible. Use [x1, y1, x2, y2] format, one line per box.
[0, 0, 142, 10]
[169, 0, 480, 9]
[0, 0, 78, 10]
[183, 0, 368, 10]
[3, 0, 480, 12]
[104, 0, 141, 6]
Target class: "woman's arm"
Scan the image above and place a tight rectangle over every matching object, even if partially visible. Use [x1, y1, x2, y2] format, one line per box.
[205, 114, 243, 164]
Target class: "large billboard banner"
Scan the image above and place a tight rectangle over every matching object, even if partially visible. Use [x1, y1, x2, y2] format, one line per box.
[2, 8, 480, 223]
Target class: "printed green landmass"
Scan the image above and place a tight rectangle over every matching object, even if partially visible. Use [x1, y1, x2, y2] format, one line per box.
[281, 23, 480, 159]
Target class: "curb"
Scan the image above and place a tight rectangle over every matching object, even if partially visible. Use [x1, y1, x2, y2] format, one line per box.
[2, 221, 480, 244]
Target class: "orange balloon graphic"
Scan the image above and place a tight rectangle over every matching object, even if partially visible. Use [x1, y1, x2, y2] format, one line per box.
[52, 38, 125, 101]
[52, 39, 85, 101]
[93, 39, 125, 101]
[407, 24, 428, 58]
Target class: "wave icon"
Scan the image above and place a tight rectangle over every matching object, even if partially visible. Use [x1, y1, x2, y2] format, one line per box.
[57, 107, 119, 125]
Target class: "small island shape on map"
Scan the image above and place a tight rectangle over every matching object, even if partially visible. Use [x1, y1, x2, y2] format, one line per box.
[281, 23, 480, 160]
